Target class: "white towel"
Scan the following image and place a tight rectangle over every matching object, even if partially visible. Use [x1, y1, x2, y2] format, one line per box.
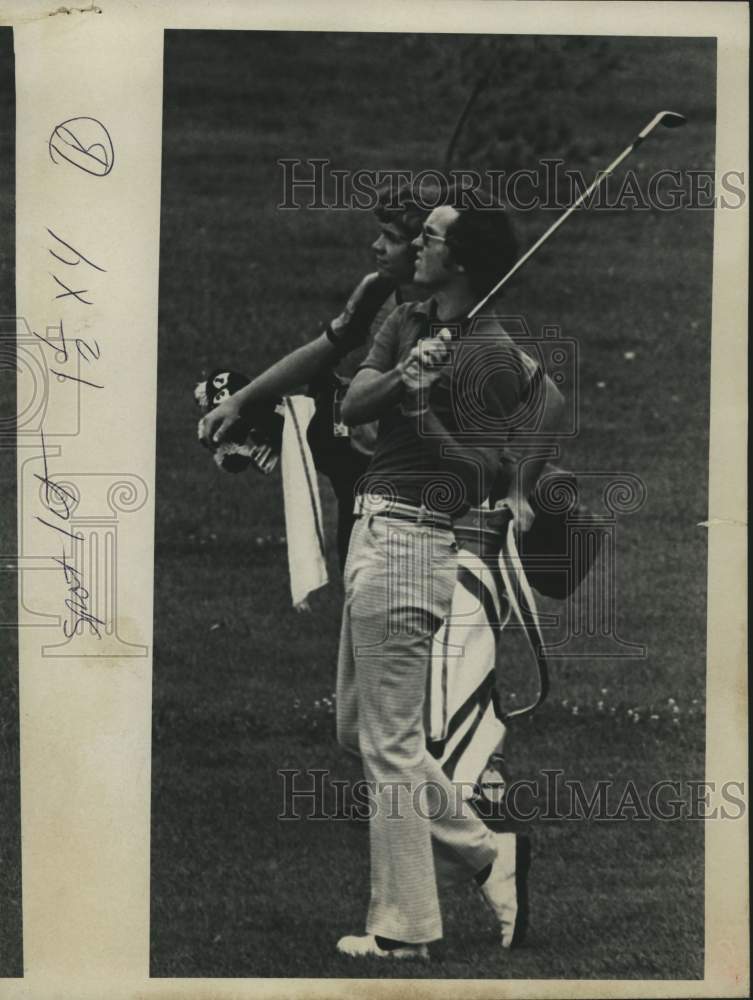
[280, 395, 328, 610]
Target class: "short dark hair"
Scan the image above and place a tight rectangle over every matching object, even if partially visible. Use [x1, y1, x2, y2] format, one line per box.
[373, 178, 444, 241]
[443, 202, 518, 298]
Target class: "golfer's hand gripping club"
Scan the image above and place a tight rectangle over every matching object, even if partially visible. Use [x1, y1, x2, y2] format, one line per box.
[399, 327, 453, 393]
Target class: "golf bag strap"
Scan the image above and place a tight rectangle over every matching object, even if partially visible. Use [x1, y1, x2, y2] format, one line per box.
[496, 518, 550, 721]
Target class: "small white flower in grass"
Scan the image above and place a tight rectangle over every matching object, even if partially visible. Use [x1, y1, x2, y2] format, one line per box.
[627, 708, 634, 716]
[600, 688, 608, 695]
[650, 714, 659, 720]
[596, 381, 606, 389]
[672, 718, 680, 726]
[209, 623, 221, 631]
[668, 697, 676, 705]
[562, 699, 569, 707]
[623, 351, 636, 361]
[633, 714, 640, 723]
[692, 699, 699, 705]
[609, 707, 616, 715]
[314, 700, 320, 709]
[572, 706, 579, 716]
[510, 692, 517, 700]
[597, 700, 604, 711]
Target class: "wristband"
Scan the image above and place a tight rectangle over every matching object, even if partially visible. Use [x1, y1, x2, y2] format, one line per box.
[323, 322, 353, 364]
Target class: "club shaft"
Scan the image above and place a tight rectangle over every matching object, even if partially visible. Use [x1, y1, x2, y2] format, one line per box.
[468, 114, 669, 318]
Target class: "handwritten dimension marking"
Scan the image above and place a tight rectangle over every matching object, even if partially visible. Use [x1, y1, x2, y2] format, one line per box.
[31, 222, 107, 641]
[47, 228, 107, 271]
[32, 318, 101, 366]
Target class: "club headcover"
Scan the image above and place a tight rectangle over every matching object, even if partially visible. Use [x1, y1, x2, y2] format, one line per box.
[195, 368, 284, 475]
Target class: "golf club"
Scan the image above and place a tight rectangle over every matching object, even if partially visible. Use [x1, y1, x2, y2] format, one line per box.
[468, 110, 687, 318]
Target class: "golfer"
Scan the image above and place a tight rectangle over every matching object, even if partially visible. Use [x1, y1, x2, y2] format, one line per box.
[198, 181, 427, 566]
[335, 198, 560, 959]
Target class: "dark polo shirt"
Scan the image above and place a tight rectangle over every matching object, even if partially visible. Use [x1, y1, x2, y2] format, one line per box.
[356, 299, 540, 519]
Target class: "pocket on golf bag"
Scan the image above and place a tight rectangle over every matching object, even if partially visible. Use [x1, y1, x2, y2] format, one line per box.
[518, 468, 602, 600]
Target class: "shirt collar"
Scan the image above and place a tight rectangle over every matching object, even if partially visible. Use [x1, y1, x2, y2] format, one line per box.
[413, 298, 473, 339]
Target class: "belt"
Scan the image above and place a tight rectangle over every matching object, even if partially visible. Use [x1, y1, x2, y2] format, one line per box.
[353, 493, 454, 531]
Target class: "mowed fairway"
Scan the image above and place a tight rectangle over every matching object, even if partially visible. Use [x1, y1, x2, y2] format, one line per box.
[151, 32, 715, 979]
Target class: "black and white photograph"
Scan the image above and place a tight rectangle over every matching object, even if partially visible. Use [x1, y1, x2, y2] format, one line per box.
[150, 27, 724, 981]
[0, 1, 746, 996]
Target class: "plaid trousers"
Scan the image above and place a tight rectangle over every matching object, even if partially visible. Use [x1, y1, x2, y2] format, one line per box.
[336, 514, 497, 943]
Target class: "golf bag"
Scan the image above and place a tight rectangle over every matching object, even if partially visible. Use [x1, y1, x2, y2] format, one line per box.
[195, 368, 284, 475]
[427, 510, 549, 812]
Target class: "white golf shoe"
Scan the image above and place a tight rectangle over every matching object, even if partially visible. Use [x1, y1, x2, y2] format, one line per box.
[336, 933, 429, 961]
[479, 831, 530, 948]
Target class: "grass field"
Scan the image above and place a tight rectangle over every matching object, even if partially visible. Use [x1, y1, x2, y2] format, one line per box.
[150, 31, 715, 980]
[0, 25, 22, 979]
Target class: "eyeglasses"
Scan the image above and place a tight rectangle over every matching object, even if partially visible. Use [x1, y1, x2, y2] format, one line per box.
[418, 226, 447, 247]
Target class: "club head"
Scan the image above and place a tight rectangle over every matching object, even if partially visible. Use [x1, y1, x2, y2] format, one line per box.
[658, 111, 687, 128]
[637, 110, 687, 141]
